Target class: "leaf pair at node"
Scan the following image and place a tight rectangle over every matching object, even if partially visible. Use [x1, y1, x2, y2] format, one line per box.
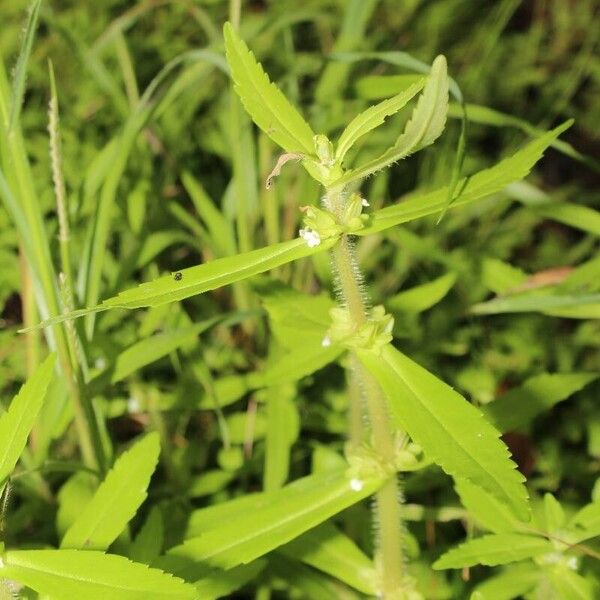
[223, 22, 449, 189]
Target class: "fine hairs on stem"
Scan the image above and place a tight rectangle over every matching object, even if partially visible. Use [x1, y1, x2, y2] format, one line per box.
[325, 187, 407, 598]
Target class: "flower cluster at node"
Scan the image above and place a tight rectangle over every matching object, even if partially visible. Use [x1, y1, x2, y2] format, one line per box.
[297, 192, 370, 248]
[324, 305, 393, 353]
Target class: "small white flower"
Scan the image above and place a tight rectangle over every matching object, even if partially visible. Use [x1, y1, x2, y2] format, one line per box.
[299, 227, 321, 248]
[127, 396, 141, 413]
[321, 335, 331, 347]
[361, 198, 370, 207]
[350, 478, 364, 491]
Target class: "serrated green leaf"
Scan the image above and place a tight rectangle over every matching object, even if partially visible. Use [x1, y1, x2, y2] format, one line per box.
[168, 468, 385, 569]
[335, 55, 448, 185]
[543, 493, 565, 533]
[29, 238, 334, 330]
[455, 479, 526, 534]
[335, 80, 425, 163]
[387, 272, 456, 314]
[546, 565, 597, 600]
[0, 549, 195, 599]
[357, 345, 530, 520]
[128, 507, 164, 565]
[61, 433, 160, 550]
[224, 22, 316, 154]
[280, 522, 376, 594]
[354, 74, 428, 100]
[356, 121, 572, 235]
[433, 534, 552, 569]
[0, 354, 55, 487]
[481, 372, 598, 432]
[101, 239, 332, 311]
[471, 564, 540, 600]
[567, 500, 600, 543]
[194, 561, 266, 599]
[185, 492, 266, 539]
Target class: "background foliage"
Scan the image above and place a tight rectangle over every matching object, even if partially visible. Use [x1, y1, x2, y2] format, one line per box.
[0, 0, 598, 598]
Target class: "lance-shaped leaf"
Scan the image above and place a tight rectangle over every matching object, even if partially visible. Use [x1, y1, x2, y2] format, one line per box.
[167, 467, 385, 569]
[61, 433, 160, 550]
[335, 55, 448, 185]
[357, 345, 530, 519]
[568, 500, 600, 543]
[0, 354, 55, 487]
[471, 292, 600, 317]
[433, 533, 554, 569]
[8, 0, 42, 131]
[0, 549, 196, 599]
[29, 237, 334, 330]
[455, 479, 526, 534]
[334, 79, 425, 163]
[224, 22, 316, 154]
[481, 372, 598, 433]
[356, 121, 572, 235]
[471, 564, 540, 600]
[280, 522, 376, 594]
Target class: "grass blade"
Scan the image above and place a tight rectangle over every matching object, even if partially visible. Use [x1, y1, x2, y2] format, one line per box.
[8, 0, 42, 132]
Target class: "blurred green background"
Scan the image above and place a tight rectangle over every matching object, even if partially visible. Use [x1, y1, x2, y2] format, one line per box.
[1, 1, 599, 597]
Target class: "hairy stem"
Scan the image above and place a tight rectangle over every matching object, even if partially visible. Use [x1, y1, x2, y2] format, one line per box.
[326, 189, 405, 597]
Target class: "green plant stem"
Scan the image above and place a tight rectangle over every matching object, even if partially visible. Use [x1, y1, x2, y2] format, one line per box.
[347, 355, 364, 451]
[326, 189, 405, 597]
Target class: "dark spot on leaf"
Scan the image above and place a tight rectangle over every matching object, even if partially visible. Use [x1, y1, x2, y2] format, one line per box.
[173, 272, 182, 281]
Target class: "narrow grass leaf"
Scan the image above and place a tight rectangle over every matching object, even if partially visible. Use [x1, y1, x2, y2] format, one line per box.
[168, 467, 385, 569]
[335, 55, 448, 185]
[386, 272, 456, 313]
[433, 533, 552, 569]
[111, 318, 221, 383]
[8, 0, 42, 131]
[357, 345, 530, 519]
[0, 549, 196, 599]
[471, 292, 600, 316]
[532, 203, 600, 236]
[482, 372, 598, 432]
[181, 171, 236, 257]
[335, 80, 425, 163]
[61, 433, 160, 550]
[0, 354, 55, 487]
[357, 121, 572, 235]
[224, 22, 316, 154]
